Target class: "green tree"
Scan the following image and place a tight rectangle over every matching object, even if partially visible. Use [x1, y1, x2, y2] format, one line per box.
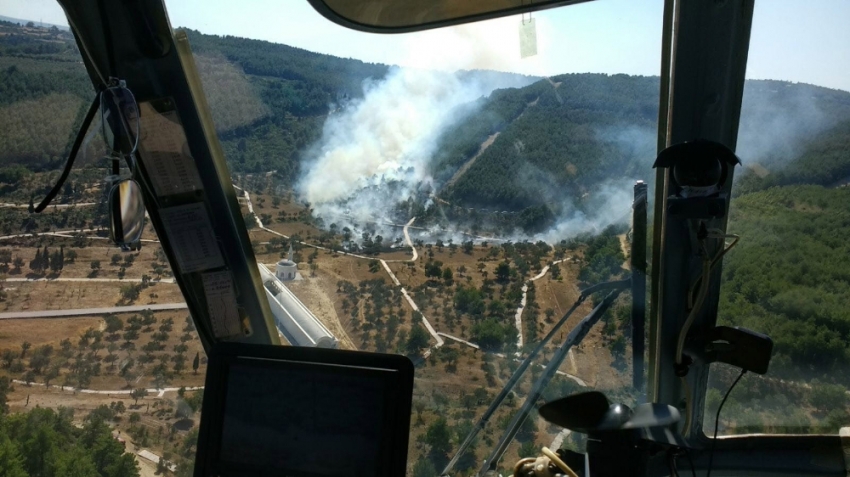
[406, 322, 430, 355]
[495, 261, 511, 283]
[185, 390, 205, 414]
[130, 388, 148, 405]
[424, 260, 443, 279]
[112, 401, 126, 414]
[0, 438, 28, 477]
[192, 352, 200, 375]
[472, 318, 516, 351]
[29, 247, 44, 273]
[413, 457, 437, 477]
[368, 260, 380, 273]
[518, 441, 538, 458]
[424, 417, 452, 456]
[453, 286, 485, 315]
[441, 267, 453, 285]
[28, 344, 52, 374]
[105, 315, 124, 335]
[49, 249, 64, 273]
[120, 284, 140, 303]
[244, 213, 257, 230]
[462, 241, 474, 254]
[44, 365, 60, 388]
[123, 329, 139, 347]
[1, 349, 15, 368]
[0, 376, 13, 415]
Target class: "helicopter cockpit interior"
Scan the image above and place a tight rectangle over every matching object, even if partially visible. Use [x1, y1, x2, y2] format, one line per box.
[0, 0, 848, 476]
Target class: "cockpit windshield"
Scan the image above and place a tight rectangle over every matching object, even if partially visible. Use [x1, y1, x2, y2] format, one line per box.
[710, 1, 850, 436]
[0, 0, 848, 476]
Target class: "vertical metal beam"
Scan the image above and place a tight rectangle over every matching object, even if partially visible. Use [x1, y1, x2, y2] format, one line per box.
[631, 181, 647, 392]
[648, 0, 676, 400]
[58, 0, 281, 349]
[652, 0, 754, 439]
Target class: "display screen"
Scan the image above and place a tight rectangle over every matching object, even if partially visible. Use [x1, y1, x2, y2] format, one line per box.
[219, 359, 394, 477]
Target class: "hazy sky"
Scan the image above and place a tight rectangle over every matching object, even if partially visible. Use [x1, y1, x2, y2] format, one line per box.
[4, 0, 849, 91]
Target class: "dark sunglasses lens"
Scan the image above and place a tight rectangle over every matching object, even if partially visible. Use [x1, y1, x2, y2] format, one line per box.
[101, 87, 139, 155]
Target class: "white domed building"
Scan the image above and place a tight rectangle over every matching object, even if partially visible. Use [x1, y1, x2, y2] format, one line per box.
[275, 245, 299, 281]
[257, 245, 337, 348]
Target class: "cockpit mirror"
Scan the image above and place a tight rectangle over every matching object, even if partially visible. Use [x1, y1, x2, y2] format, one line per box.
[108, 178, 146, 250]
[307, 0, 594, 33]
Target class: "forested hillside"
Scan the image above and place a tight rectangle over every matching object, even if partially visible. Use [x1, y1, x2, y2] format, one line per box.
[719, 185, 850, 378]
[0, 22, 91, 172]
[432, 77, 850, 214]
[735, 120, 850, 194]
[0, 23, 532, 185]
[437, 74, 658, 210]
[0, 377, 139, 477]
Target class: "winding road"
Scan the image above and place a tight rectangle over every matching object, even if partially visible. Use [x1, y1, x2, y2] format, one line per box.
[237, 187, 592, 388]
[514, 259, 566, 351]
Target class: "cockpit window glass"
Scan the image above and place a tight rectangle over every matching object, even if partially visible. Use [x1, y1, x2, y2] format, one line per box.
[170, 1, 661, 473]
[2, 0, 666, 474]
[0, 8, 205, 475]
[710, 1, 850, 436]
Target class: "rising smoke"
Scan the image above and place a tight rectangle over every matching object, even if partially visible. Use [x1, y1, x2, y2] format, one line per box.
[298, 68, 502, 225]
[737, 81, 830, 169]
[294, 63, 658, 244]
[293, 16, 657, 245]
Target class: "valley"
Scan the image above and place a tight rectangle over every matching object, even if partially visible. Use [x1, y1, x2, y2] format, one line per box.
[1, 17, 850, 477]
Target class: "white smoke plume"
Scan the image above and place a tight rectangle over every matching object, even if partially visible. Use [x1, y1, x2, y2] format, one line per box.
[299, 68, 484, 207]
[295, 68, 655, 244]
[539, 180, 638, 243]
[736, 81, 829, 170]
[294, 17, 653, 245]
[296, 65, 535, 238]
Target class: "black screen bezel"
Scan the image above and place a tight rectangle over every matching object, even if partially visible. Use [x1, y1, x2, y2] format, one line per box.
[194, 343, 414, 477]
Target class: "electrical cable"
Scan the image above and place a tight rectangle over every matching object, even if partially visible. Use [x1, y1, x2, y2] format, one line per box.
[706, 229, 739, 268]
[669, 447, 697, 477]
[680, 375, 694, 435]
[677, 248, 711, 365]
[676, 230, 740, 434]
[687, 231, 739, 309]
[706, 368, 746, 477]
[668, 450, 679, 477]
[676, 229, 740, 364]
[35, 92, 101, 213]
[684, 448, 697, 477]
